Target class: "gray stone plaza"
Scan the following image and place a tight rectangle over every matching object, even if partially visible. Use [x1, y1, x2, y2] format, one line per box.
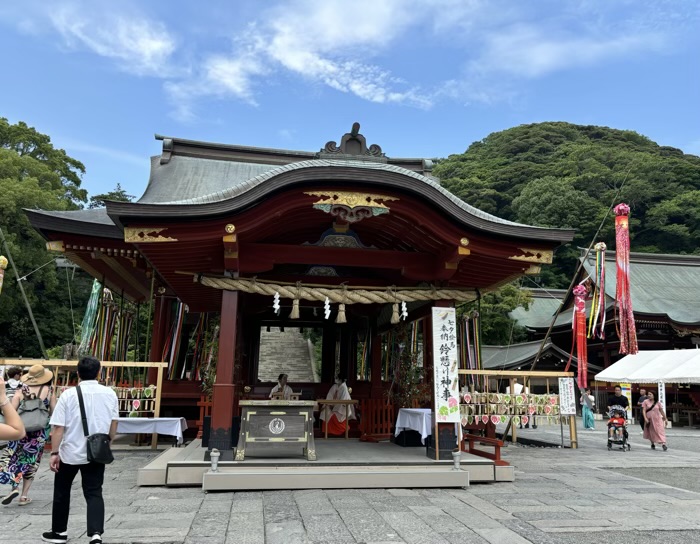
[2, 422, 700, 544]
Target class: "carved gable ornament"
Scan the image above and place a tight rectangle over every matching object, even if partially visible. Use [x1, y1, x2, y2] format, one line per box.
[320, 122, 385, 158]
[304, 191, 398, 223]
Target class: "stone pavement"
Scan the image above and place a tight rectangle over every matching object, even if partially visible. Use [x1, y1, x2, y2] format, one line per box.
[2, 423, 700, 543]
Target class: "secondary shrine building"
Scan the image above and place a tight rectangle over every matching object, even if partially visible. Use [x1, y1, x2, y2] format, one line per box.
[27, 124, 574, 451]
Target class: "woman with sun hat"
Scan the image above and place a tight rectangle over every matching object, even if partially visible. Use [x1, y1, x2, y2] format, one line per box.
[0, 364, 56, 506]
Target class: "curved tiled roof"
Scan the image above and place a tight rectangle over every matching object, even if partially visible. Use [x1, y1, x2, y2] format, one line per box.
[154, 158, 530, 229]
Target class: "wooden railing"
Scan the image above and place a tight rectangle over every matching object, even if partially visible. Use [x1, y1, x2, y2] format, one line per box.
[359, 399, 394, 442]
[462, 433, 508, 466]
[196, 395, 212, 439]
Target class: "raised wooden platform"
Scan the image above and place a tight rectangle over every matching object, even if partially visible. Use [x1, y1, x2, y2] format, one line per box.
[138, 439, 513, 490]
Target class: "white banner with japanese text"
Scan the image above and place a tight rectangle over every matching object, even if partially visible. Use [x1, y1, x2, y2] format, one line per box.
[432, 307, 460, 423]
[558, 378, 577, 415]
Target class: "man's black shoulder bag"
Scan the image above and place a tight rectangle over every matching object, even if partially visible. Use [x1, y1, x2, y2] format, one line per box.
[76, 385, 114, 464]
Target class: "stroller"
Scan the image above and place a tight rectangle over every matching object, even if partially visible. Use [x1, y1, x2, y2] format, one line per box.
[607, 407, 631, 451]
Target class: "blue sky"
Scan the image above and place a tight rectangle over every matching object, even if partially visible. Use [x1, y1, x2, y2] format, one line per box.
[1, 0, 698, 200]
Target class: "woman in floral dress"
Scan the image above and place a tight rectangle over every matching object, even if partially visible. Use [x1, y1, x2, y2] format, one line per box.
[642, 390, 668, 451]
[0, 364, 55, 506]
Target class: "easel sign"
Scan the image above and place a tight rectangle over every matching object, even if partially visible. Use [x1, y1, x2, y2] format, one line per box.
[431, 307, 460, 459]
[432, 307, 460, 424]
[558, 378, 577, 416]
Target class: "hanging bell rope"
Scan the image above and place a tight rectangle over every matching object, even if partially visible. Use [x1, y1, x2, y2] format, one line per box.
[389, 287, 400, 324]
[336, 285, 348, 324]
[289, 282, 302, 319]
[197, 275, 477, 305]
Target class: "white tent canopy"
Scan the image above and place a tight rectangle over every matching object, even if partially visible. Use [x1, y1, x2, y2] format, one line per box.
[595, 350, 700, 384]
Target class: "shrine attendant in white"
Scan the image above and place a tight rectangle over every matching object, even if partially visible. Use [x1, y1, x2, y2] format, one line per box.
[269, 373, 293, 400]
[320, 375, 355, 436]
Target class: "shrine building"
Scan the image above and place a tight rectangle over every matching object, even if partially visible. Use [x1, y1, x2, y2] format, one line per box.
[26, 124, 575, 469]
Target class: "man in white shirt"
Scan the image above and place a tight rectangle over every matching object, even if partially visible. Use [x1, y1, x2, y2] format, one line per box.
[42, 357, 118, 544]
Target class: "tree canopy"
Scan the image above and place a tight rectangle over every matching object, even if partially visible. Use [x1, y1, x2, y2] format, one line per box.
[0, 118, 91, 357]
[434, 122, 700, 287]
[88, 182, 135, 208]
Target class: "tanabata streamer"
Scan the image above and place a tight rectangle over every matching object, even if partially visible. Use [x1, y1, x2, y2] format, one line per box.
[568, 284, 588, 389]
[587, 242, 607, 339]
[614, 203, 638, 354]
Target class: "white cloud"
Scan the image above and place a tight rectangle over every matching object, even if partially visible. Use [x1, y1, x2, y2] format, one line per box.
[2, 0, 690, 117]
[48, 4, 177, 77]
[471, 24, 666, 78]
[58, 139, 145, 166]
[165, 0, 442, 117]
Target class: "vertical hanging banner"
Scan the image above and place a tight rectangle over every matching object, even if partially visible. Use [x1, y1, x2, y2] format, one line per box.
[620, 383, 633, 421]
[558, 378, 577, 415]
[657, 382, 667, 416]
[432, 307, 460, 423]
[614, 203, 638, 354]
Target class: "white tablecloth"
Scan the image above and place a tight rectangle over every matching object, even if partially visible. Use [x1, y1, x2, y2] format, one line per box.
[395, 408, 434, 444]
[394, 408, 460, 445]
[116, 417, 188, 445]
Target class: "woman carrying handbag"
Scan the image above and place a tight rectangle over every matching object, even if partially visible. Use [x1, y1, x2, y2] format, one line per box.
[642, 390, 668, 451]
[0, 364, 56, 506]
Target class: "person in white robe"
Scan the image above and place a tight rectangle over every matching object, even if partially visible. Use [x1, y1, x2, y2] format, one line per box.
[320, 375, 356, 435]
[269, 373, 293, 400]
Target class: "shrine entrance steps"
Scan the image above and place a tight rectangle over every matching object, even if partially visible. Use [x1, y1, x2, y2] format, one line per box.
[137, 440, 513, 490]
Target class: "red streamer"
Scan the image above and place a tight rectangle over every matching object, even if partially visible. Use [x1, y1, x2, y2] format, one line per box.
[569, 284, 588, 389]
[614, 203, 638, 355]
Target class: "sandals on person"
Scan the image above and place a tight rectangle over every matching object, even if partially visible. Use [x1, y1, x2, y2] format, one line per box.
[651, 444, 656, 450]
[662, 444, 668, 451]
[1, 489, 19, 505]
[18, 496, 32, 505]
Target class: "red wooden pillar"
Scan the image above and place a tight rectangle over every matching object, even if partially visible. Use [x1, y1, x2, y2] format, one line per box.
[370, 331, 383, 399]
[147, 296, 171, 384]
[209, 290, 239, 457]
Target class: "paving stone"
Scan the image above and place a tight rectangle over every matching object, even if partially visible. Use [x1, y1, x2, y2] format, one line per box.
[512, 510, 582, 521]
[185, 537, 225, 544]
[230, 499, 263, 513]
[448, 492, 513, 519]
[338, 509, 404, 543]
[379, 511, 450, 544]
[472, 527, 533, 543]
[265, 520, 310, 544]
[199, 500, 234, 513]
[443, 506, 504, 530]
[303, 513, 356, 542]
[263, 504, 302, 523]
[408, 507, 469, 535]
[444, 533, 490, 544]
[387, 489, 420, 497]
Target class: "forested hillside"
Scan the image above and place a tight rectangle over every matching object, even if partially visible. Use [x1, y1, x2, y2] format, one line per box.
[434, 122, 700, 287]
[0, 118, 93, 357]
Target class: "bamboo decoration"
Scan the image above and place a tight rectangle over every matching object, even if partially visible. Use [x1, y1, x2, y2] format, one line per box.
[587, 242, 606, 339]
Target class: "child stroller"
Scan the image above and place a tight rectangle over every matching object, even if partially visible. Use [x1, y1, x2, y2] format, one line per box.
[607, 407, 631, 451]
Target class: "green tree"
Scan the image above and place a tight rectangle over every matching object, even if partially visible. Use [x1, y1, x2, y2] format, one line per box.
[0, 118, 92, 357]
[88, 183, 135, 208]
[460, 284, 533, 345]
[435, 122, 700, 287]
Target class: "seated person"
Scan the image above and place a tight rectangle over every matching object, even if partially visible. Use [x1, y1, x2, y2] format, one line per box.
[608, 410, 626, 440]
[269, 373, 293, 400]
[320, 374, 356, 436]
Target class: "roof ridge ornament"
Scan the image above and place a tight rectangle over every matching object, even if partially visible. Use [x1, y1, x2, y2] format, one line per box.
[320, 122, 385, 159]
[160, 138, 174, 164]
